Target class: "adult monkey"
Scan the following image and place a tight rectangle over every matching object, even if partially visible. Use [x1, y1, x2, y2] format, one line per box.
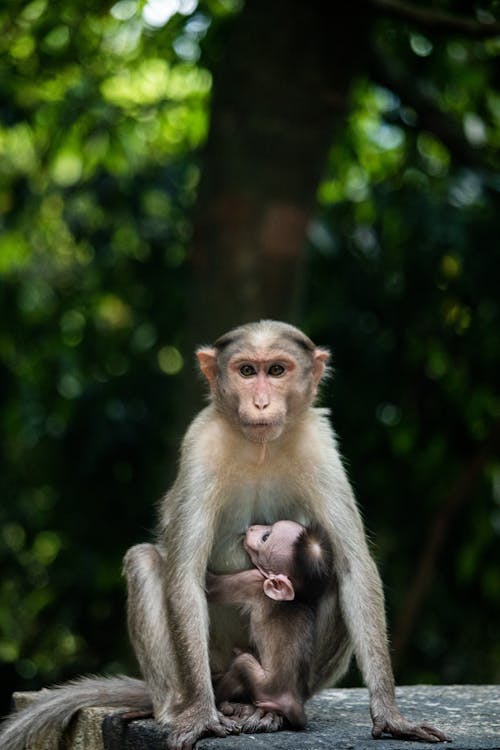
[0, 320, 449, 750]
[125, 320, 449, 748]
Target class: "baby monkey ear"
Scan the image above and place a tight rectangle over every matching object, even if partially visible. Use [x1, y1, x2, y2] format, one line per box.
[263, 574, 295, 602]
[196, 348, 217, 388]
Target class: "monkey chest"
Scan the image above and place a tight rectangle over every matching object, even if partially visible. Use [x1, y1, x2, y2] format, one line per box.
[208, 480, 309, 573]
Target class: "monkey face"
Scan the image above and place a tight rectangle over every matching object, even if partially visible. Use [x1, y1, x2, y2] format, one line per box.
[196, 321, 330, 444]
[244, 520, 303, 575]
[225, 353, 299, 443]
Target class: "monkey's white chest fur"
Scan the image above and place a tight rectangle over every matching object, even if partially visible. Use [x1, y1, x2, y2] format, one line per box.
[185, 404, 335, 573]
[209, 479, 308, 573]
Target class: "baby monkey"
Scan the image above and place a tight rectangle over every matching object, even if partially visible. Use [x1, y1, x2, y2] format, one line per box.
[206, 520, 333, 731]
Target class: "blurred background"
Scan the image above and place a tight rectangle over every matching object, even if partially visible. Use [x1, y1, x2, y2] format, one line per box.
[1, 0, 499, 715]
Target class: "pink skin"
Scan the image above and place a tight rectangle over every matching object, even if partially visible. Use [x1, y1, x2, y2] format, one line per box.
[228, 356, 296, 443]
[244, 521, 303, 578]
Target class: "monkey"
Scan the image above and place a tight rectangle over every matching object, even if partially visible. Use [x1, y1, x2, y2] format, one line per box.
[206, 519, 334, 731]
[0, 321, 451, 750]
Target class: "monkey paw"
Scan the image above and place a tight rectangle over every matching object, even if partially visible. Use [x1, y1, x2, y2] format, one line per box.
[219, 702, 284, 733]
[372, 711, 451, 743]
[242, 707, 284, 733]
[166, 712, 240, 750]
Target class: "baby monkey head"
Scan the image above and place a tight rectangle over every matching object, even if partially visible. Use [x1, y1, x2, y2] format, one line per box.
[244, 519, 333, 604]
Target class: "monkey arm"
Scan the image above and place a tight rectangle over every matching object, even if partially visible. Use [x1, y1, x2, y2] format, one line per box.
[206, 569, 264, 605]
[315, 452, 450, 742]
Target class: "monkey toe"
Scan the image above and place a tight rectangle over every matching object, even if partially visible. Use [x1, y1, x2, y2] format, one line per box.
[240, 708, 283, 733]
[216, 711, 241, 735]
[421, 723, 452, 743]
[260, 710, 284, 732]
[219, 701, 255, 721]
[407, 724, 452, 743]
[167, 715, 240, 750]
[372, 717, 451, 743]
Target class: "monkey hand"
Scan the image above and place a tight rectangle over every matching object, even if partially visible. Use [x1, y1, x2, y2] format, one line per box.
[166, 708, 240, 750]
[371, 708, 451, 743]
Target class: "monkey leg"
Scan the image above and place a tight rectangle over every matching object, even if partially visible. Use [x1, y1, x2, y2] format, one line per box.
[124, 543, 180, 717]
[123, 544, 239, 749]
[214, 652, 254, 706]
[216, 652, 286, 734]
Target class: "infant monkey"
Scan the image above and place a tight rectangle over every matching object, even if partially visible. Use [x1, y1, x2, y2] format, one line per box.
[206, 519, 333, 730]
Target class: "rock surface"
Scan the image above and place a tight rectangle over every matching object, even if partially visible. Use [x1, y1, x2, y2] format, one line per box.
[102, 685, 500, 750]
[13, 685, 500, 750]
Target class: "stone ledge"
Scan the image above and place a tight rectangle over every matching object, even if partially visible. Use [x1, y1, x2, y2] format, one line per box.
[13, 685, 500, 750]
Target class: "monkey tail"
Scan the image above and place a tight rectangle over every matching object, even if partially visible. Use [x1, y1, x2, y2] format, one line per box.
[0, 675, 151, 750]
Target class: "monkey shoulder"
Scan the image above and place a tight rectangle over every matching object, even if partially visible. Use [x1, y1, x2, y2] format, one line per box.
[293, 408, 339, 461]
[180, 405, 235, 468]
[310, 407, 337, 440]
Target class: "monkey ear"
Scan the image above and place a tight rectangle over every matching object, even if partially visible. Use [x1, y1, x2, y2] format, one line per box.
[263, 574, 295, 602]
[312, 348, 331, 388]
[196, 348, 217, 387]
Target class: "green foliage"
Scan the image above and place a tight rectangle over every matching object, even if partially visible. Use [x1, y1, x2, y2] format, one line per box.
[307, 12, 500, 685]
[0, 0, 225, 706]
[0, 0, 499, 713]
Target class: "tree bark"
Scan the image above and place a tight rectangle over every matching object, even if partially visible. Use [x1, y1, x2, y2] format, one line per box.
[189, 0, 372, 341]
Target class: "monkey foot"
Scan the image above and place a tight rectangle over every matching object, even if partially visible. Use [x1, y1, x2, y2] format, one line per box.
[166, 712, 240, 750]
[372, 713, 452, 743]
[219, 701, 284, 733]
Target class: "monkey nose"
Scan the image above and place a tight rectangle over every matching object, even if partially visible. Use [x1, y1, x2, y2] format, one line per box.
[253, 396, 270, 409]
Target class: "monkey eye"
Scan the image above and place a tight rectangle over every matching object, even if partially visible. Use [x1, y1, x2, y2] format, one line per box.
[268, 364, 285, 377]
[239, 364, 256, 377]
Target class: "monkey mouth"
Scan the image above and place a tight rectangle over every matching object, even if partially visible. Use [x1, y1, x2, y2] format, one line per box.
[240, 418, 284, 443]
[241, 420, 279, 430]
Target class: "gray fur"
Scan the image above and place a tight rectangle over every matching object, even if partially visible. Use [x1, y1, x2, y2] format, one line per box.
[0, 675, 150, 750]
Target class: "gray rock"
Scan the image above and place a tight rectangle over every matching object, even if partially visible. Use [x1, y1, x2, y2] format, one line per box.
[101, 685, 500, 750]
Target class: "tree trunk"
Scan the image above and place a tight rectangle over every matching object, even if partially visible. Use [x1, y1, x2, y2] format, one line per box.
[189, 0, 372, 341]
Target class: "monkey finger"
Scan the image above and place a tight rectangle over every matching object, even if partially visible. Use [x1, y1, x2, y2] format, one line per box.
[167, 715, 240, 750]
[241, 708, 286, 734]
[406, 724, 451, 743]
[420, 723, 452, 742]
[372, 720, 451, 744]
[240, 707, 266, 733]
[216, 712, 241, 734]
[261, 711, 284, 732]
